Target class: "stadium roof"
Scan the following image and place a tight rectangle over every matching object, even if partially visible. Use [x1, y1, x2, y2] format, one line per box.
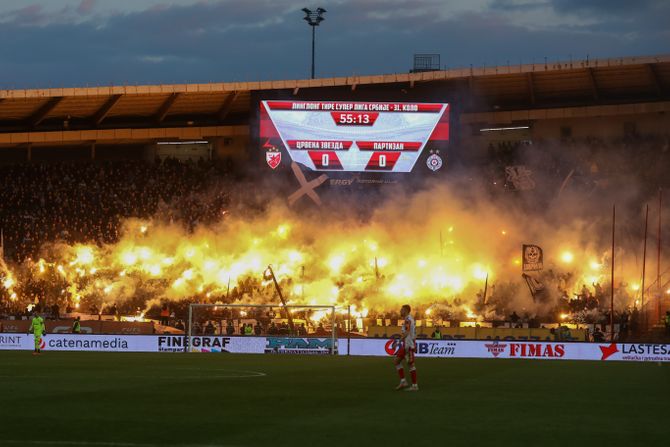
[1, 54, 669, 148]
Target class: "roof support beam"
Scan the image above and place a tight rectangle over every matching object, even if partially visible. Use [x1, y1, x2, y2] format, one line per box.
[647, 63, 663, 97]
[526, 72, 536, 105]
[92, 94, 122, 126]
[28, 97, 63, 128]
[586, 68, 599, 101]
[217, 91, 239, 122]
[155, 93, 180, 124]
[461, 100, 670, 124]
[0, 125, 249, 146]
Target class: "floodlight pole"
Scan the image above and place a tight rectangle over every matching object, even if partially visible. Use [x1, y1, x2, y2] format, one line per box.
[187, 304, 193, 353]
[311, 25, 316, 79]
[331, 305, 336, 355]
[347, 305, 351, 356]
[610, 205, 621, 343]
[641, 204, 648, 330]
[302, 8, 326, 79]
[657, 189, 662, 323]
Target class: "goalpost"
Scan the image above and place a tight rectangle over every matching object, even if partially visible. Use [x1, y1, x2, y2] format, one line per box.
[187, 303, 338, 355]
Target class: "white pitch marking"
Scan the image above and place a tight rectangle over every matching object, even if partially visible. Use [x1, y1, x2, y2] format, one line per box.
[0, 441, 241, 447]
[173, 368, 266, 376]
[0, 370, 267, 380]
[139, 369, 267, 379]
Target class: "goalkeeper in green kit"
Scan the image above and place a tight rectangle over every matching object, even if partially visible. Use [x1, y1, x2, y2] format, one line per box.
[28, 313, 46, 355]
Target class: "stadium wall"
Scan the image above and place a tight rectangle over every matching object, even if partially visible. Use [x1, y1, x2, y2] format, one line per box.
[2, 334, 668, 362]
[530, 112, 670, 140]
[459, 108, 670, 164]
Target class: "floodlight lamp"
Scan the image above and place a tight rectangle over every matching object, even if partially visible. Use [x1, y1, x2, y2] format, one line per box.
[303, 6, 326, 26]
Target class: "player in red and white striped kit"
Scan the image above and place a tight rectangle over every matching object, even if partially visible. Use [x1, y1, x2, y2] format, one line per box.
[394, 304, 418, 391]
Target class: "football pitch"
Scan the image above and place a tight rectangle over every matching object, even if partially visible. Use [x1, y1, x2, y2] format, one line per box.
[0, 352, 667, 447]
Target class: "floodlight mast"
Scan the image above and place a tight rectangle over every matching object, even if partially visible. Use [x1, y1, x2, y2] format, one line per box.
[302, 7, 326, 79]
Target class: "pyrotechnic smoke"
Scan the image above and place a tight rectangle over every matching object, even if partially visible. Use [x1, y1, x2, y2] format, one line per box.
[1, 163, 659, 321]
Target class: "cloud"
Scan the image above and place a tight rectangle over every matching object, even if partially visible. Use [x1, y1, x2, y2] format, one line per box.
[77, 0, 96, 15]
[4, 4, 48, 25]
[138, 55, 167, 64]
[549, 0, 662, 14]
[0, 0, 666, 88]
[490, 0, 549, 11]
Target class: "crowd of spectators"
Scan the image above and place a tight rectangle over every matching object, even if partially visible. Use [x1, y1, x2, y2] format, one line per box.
[191, 319, 317, 336]
[0, 157, 233, 262]
[485, 133, 670, 197]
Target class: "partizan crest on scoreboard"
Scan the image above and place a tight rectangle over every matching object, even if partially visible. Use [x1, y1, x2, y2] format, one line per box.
[426, 150, 443, 171]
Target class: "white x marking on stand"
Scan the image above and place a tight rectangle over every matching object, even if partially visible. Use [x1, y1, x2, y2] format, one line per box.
[287, 162, 328, 206]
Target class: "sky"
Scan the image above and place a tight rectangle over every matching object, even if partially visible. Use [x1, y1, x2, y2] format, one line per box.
[0, 0, 667, 88]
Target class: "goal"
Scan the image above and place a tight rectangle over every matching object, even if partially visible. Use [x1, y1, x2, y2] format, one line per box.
[187, 303, 338, 354]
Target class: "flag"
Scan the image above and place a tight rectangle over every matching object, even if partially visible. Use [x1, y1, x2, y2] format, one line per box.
[522, 244, 543, 271]
[505, 165, 536, 190]
[522, 273, 546, 301]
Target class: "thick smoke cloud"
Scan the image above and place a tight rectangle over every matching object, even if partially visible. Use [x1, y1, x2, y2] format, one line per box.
[2, 137, 665, 324]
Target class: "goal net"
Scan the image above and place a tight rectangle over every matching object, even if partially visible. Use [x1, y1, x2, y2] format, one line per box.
[187, 303, 338, 354]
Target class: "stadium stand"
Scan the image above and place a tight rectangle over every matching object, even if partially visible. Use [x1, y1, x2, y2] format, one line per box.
[0, 158, 233, 262]
[1, 55, 669, 342]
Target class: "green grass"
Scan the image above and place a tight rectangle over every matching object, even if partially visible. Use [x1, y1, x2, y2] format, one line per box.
[0, 352, 668, 447]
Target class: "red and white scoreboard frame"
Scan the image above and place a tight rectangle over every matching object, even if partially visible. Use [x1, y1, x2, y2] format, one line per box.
[260, 100, 450, 172]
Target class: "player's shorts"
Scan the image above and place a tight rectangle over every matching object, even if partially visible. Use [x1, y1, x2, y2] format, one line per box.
[396, 346, 415, 363]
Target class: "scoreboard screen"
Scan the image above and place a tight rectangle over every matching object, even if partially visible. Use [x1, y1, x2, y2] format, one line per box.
[259, 100, 450, 172]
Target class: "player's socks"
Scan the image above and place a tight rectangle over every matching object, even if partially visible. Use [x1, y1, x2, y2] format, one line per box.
[395, 365, 407, 390]
[396, 364, 405, 380]
[410, 368, 417, 385]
